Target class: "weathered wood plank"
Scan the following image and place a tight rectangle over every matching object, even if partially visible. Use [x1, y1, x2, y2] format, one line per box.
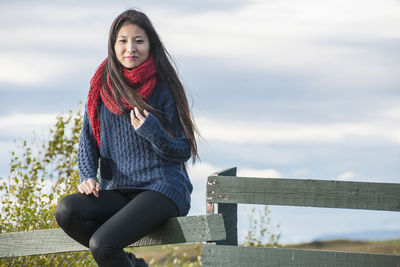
[202, 245, 400, 267]
[207, 167, 237, 215]
[207, 167, 238, 246]
[0, 214, 225, 257]
[207, 175, 400, 211]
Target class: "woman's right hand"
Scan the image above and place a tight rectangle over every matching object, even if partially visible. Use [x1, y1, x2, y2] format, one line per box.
[78, 178, 100, 197]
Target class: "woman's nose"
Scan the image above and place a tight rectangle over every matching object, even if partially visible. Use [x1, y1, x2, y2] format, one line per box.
[127, 41, 136, 53]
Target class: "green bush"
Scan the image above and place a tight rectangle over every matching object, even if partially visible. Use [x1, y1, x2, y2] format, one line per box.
[0, 107, 96, 266]
[243, 205, 281, 248]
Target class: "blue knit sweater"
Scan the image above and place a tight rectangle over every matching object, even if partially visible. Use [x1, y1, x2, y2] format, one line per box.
[78, 82, 193, 216]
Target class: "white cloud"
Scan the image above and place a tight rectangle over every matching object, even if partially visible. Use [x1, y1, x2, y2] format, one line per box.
[196, 116, 400, 144]
[0, 113, 60, 143]
[0, 4, 113, 86]
[166, 0, 400, 52]
[237, 168, 281, 178]
[337, 171, 356, 181]
[186, 161, 218, 181]
[1, 109, 399, 148]
[159, 0, 400, 89]
[0, 53, 65, 85]
[0, 113, 57, 128]
[383, 107, 400, 120]
[0, 49, 99, 86]
[1, 0, 400, 88]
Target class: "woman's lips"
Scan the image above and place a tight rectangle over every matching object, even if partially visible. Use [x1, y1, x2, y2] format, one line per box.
[125, 56, 138, 60]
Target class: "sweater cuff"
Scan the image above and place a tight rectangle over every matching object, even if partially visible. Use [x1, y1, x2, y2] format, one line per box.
[136, 112, 161, 141]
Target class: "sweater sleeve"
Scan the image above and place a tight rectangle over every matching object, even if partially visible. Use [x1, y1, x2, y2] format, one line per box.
[136, 102, 192, 164]
[78, 107, 100, 182]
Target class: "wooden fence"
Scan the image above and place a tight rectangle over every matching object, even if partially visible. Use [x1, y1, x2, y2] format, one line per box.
[204, 167, 400, 266]
[1, 166, 399, 266]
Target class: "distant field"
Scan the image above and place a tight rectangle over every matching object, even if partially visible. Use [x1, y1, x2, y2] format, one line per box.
[283, 239, 400, 255]
[127, 243, 202, 266]
[129, 239, 400, 266]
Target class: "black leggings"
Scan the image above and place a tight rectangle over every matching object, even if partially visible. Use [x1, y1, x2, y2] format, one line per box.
[55, 190, 178, 267]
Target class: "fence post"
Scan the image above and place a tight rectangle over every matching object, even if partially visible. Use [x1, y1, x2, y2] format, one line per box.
[207, 167, 238, 245]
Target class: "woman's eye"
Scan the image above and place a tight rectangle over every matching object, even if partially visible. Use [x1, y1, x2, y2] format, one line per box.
[136, 39, 144, 43]
[118, 39, 127, 43]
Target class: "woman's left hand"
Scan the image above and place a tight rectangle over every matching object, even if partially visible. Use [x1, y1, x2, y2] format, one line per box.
[130, 107, 149, 130]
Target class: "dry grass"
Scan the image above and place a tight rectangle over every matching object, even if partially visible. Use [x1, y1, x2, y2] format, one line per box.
[127, 243, 201, 267]
[282, 239, 400, 255]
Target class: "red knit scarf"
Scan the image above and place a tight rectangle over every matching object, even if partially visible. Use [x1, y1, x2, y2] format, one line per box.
[87, 54, 157, 148]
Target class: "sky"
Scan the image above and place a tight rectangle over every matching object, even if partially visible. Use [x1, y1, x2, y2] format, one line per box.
[0, 0, 399, 244]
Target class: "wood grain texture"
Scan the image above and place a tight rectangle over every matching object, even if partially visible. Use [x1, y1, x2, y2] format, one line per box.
[207, 175, 400, 211]
[202, 245, 400, 267]
[207, 167, 238, 246]
[0, 214, 225, 257]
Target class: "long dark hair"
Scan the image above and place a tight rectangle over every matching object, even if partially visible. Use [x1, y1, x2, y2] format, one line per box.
[105, 9, 199, 163]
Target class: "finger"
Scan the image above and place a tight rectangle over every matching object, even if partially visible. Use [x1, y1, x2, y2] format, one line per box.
[87, 179, 99, 197]
[134, 107, 145, 121]
[88, 179, 95, 188]
[130, 109, 136, 120]
[90, 181, 96, 192]
[130, 110, 140, 126]
[78, 182, 87, 194]
[95, 182, 100, 197]
[78, 184, 84, 194]
[84, 180, 94, 195]
[90, 181, 99, 197]
[78, 182, 86, 194]
[143, 110, 149, 117]
[82, 182, 91, 195]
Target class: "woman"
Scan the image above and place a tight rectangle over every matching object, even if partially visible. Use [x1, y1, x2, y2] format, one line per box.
[55, 9, 198, 267]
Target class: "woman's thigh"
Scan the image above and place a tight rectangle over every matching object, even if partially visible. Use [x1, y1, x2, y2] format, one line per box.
[56, 190, 132, 225]
[90, 190, 178, 249]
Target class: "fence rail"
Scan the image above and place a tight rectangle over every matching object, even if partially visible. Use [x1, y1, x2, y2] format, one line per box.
[202, 244, 400, 267]
[205, 167, 400, 267]
[0, 214, 225, 258]
[207, 175, 400, 211]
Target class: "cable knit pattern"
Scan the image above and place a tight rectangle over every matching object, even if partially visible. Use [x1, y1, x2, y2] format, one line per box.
[78, 82, 193, 216]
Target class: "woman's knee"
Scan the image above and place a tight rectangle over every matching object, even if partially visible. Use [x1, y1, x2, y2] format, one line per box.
[89, 232, 117, 261]
[55, 194, 79, 228]
[88, 234, 102, 255]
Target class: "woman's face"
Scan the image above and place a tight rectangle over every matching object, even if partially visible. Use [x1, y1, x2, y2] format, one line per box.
[114, 23, 150, 69]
